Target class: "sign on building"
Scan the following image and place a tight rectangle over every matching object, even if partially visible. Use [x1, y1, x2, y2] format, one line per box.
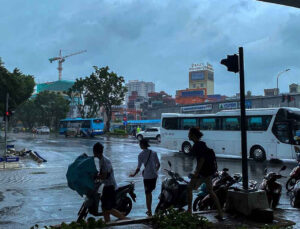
[219, 101, 252, 110]
[181, 104, 212, 112]
[219, 102, 238, 110]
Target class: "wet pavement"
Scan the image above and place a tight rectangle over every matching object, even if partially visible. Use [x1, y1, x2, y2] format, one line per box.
[0, 133, 299, 228]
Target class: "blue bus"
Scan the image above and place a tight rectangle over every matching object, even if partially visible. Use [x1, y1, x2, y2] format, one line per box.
[59, 118, 104, 136]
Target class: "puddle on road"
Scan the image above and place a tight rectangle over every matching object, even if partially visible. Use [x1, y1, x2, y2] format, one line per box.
[30, 171, 47, 174]
[39, 184, 68, 190]
[0, 192, 4, 202]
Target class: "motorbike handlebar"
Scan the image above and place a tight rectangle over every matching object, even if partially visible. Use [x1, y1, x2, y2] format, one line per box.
[164, 168, 189, 183]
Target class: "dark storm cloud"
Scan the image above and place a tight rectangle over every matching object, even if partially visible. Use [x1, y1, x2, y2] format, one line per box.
[0, 0, 299, 96]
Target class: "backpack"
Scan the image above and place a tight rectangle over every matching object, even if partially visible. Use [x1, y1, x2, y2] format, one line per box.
[199, 146, 218, 177]
[207, 147, 218, 175]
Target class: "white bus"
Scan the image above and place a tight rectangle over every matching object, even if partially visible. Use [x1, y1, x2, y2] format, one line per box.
[161, 107, 300, 161]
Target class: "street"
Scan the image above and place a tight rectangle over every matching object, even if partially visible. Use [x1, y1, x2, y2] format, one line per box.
[0, 133, 299, 228]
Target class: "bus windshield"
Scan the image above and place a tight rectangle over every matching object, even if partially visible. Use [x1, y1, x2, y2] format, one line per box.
[273, 109, 300, 145]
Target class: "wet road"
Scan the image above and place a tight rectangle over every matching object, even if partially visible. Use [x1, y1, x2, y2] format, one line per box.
[0, 133, 299, 228]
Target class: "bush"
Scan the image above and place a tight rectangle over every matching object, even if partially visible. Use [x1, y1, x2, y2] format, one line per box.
[153, 208, 213, 229]
[36, 218, 106, 229]
[113, 128, 126, 134]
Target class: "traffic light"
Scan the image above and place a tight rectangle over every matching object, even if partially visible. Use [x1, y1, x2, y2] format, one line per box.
[220, 54, 239, 73]
[287, 95, 294, 103]
[3, 110, 12, 121]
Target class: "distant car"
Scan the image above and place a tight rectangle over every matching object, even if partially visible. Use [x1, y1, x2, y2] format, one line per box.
[36, 126, 50, 134]
[13, 127, 20, 133]
[137, 127, 160, 142]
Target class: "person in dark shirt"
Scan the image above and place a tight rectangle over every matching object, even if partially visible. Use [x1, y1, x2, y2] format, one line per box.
[187, 127, 223, 220]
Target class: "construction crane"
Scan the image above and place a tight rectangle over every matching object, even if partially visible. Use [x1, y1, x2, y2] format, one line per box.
[49, 49, 87, 81]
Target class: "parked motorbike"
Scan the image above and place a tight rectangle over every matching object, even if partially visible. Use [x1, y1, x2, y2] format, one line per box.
[290, 180, 300, 208]
[259, 165, 286, 209]
[155, 161, 189, 213]
[286, 161, 300, 192]
[193, 168, 242, 211]
[77, 181, 136, 222]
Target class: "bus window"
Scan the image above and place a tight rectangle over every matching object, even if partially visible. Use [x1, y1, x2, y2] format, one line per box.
[247, 116, 272, 131]
[81, 120, 91, 128]
[200, 118, 219, 130]
[60, 121, 68, 128]
[162, 118, 179, 130]
[181, 118, 197, 130]
[70, 120, 82, 128]
[222, 117, 240, 131]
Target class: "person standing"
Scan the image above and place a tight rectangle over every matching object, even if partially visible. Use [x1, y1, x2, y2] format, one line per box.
[93, 142, 127, 222]
[187, 127, 224, 220]
[130, 139, 160, 216]
[137, 126, 141, 134]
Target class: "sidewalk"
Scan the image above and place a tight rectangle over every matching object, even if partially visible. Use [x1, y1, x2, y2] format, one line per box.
[105, 210, 296, 229]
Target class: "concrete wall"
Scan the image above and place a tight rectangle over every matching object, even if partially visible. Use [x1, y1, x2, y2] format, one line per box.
[144, 93, 300, 119]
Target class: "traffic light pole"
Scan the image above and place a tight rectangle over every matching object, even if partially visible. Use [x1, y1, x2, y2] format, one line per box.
[239, 47, 249, 190]
[4, 93, 9, 157]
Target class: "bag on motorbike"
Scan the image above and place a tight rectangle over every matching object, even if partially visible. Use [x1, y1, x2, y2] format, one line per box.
[66, 153, 98, 196]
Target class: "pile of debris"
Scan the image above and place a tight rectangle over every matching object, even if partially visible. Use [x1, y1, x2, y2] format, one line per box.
[7, 147, 47, 163]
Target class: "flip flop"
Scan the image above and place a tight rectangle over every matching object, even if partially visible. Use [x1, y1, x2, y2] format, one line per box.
[146, 211, 152, 217]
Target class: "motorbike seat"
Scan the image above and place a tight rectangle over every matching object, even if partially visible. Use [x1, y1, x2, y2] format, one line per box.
[116, 184, 131, 192]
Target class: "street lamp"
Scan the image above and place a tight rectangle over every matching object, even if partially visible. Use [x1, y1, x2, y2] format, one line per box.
[276, 68, 290, 95]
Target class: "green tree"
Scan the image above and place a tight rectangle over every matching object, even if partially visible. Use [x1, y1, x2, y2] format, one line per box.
[85, 66, 127, 132]
[0, 58, 35, 113]
[14, 100, 38, 129]
[67, 78, 99, 118]
[34, 91, 70, 130]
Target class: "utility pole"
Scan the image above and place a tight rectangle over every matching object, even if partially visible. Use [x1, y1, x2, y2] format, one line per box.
[238, 47, 248, 190]
[221, 47, 248, 190]
[4, 93, 9, 157]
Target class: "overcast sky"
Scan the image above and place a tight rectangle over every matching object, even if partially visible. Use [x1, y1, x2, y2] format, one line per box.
[0, 0, 299, 97]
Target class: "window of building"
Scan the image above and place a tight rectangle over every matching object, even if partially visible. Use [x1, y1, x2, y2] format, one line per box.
[200, 83, 204, 87]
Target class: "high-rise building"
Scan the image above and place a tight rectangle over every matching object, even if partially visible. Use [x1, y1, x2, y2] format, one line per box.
[290, 83, 300, 93]
[125, 80, 155, 104]
[189, 63, 214, 95]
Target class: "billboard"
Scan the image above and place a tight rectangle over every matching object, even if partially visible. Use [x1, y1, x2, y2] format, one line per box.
[181, 104, 212, 112]
[191, 72, 204, 80]
[219, 102, 238, 110]
[219, 100, 252, 110]
[181, 90, 204, 97]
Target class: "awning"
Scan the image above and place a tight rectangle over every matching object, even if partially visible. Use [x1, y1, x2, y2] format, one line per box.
[258, 0, 300, 8]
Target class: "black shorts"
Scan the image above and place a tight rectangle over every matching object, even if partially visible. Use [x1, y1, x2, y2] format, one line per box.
[101, 185, 116, 211]
[143, 178, 157, 194]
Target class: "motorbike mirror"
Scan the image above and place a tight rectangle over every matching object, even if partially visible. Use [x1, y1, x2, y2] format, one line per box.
[223, 168, 229, 172]
[280, 165, 287, 171]
[168, 161, 172, 168]
[264, 168, 268, 175]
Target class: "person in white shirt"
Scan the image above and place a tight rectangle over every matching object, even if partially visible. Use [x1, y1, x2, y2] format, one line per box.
[130, 139, 160, 216]
[93, 142, 126, 222]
